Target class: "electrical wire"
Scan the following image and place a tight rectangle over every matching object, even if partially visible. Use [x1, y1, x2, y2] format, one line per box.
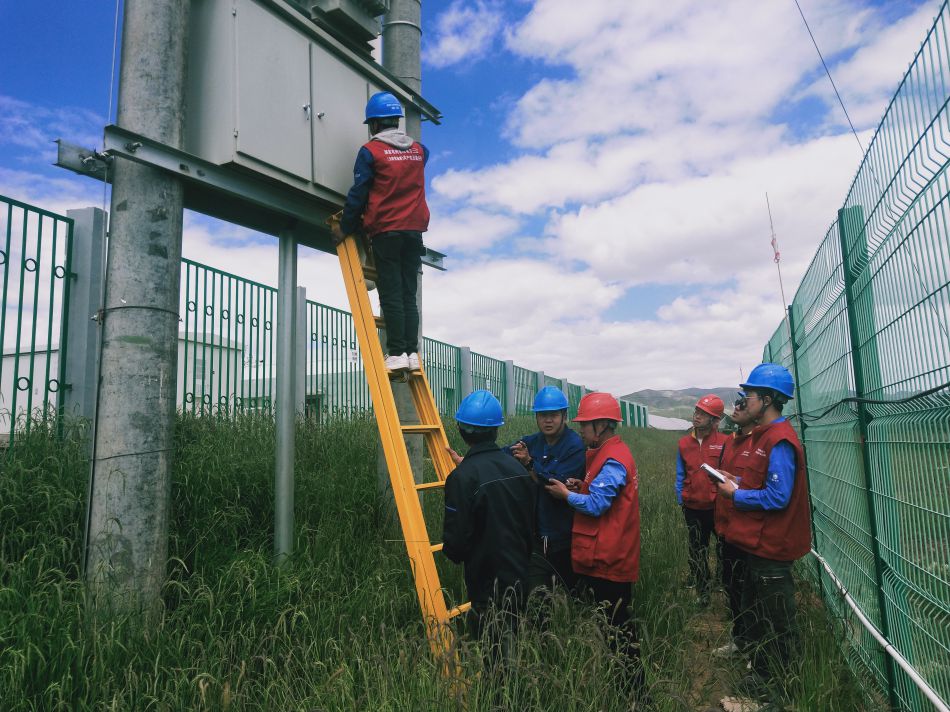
[793, 0, 866, 155]
[82, 0, 122, 576]
[789, 380, 950, 423]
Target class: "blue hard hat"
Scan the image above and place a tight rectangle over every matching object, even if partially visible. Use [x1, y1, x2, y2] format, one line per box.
[740, 363, 795, 399]
[364, 92, 404, 124]
[455, 390, 504, 427]
[532, 386, 569, 412]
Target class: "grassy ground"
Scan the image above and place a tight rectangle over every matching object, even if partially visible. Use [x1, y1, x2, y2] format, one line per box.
[0, 414, 874, 710]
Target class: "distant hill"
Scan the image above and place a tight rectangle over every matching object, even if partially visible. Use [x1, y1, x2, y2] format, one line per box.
[624, 387, 737, 421]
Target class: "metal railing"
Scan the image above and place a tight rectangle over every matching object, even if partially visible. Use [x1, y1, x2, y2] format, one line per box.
[762, 6, 950, 708]
[180, 258, 277, 414]
[175, 257, 647, 426]
[0, 196, 73, 442]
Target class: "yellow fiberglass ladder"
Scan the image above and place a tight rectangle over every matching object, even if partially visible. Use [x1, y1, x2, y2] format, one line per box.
[331, 220, 470, 664]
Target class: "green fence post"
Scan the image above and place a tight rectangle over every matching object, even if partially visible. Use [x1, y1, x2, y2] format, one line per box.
[787, 303, 826, 597]
[838, 206, 900, 711]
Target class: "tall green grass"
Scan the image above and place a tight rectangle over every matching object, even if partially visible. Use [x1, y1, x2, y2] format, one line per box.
[0, 415, 874, 710]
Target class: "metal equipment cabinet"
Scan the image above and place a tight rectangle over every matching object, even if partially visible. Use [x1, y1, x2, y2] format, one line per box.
[185, 0, 396, 201]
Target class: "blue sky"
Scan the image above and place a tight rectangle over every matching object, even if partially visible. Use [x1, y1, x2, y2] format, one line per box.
[0, 0, 938, 393]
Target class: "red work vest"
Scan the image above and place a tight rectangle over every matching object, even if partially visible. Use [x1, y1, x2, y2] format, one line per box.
[678, 429, 728, 510]
[723, 420, 811, 561]
[714, 428, 755, 535]
[571, 436, 641, 583]
[361, 139, 430, 238]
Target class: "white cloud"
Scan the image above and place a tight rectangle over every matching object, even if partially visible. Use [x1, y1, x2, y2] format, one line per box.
[800, 2, 938, 130]
[501, 0, 868, 148]
[546, 132, 867, 287]
[418, 0, 937, 391]
[425, 207, 520, 253]
[423, 1, 505, 69]
[432, 123, 786, 214]
[0, 95, 104, 165]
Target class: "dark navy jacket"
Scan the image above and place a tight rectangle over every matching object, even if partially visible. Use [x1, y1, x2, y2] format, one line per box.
[506, 428, 586, 545]
[442, 442, 534, 606]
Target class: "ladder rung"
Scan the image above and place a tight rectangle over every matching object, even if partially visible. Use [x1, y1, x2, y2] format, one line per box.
[374, 315, 385, 328]
[415, 481, 445, 491]
[448, 602, 472, 619]
[401, 424, 440, 434]
[430, 542, 443, 553]
[363, 266, 378, 281]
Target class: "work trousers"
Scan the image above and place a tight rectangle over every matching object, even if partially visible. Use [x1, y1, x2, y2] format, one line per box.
[527, 536, 577, 594]
[739, 553, 798, 678]
[719, 540, 747, 643]
[576, 575, 645, 700]
[371, 231, 423, 356]
[467, 585, 524, 675]
[683, 506, 717, 596]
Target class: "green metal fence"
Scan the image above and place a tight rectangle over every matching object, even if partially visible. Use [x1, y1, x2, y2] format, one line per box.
[422, 337, 461, 416]
[175, 260, 647, 426]
[470, 350, 506, 401]
[512, 365, 538, 415]
[0, 196, 73, 443]
[308, 300, 371, 419]
[762, 6, 950, 708]
[180, 258, 276, 414]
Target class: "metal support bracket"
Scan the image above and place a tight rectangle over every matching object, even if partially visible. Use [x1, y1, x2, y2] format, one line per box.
[56, 126, 446, 270]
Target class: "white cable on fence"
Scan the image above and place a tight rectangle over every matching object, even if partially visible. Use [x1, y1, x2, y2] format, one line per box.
[811, 549, 950, 712]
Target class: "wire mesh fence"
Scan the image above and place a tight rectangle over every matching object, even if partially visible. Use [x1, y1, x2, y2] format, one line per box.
[762, 6, 950, 708]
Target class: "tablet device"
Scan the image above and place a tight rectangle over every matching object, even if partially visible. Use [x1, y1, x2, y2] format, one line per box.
[701, 462, 728, 483]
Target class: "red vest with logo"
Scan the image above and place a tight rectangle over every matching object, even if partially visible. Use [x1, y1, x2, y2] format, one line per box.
[571, 436, 640, 583]
[678, 429, 728, 510]
[714, 428, 756, 535]
[361, 139, 430, 237]
[723, 420, 811, 561]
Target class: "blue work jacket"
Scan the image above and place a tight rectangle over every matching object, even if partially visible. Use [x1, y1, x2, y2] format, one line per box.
[506, 428, 586, 545]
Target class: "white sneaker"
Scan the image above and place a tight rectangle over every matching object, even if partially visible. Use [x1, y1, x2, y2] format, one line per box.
[713, 641, 741, 658]
[407, 352, 421, 371]
[385, 353, 409, 372]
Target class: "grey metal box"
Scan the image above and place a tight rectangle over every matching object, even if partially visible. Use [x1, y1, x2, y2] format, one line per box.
[185, 0, 417, 203]
[312, 0, 390, 43]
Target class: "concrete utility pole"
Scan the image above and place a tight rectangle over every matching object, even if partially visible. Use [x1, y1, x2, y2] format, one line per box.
[379, 0, 425, 496]
[85, 0, 189, 613]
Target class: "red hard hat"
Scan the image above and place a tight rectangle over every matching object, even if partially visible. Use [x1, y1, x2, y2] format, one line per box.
[573, 392, 622, 422]
[695, 394, 724, 418]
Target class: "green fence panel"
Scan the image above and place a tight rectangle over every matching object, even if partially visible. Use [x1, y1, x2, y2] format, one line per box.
[566, 382, 583, 413]
[308, 300, 370, 420]
[180, 259, 276, 415]
[422, 337, 461, 416]
[0, 195, 73, 443]
[470, 350, 506, 402]
[512, 365, 537, 415]
[762, 6, 950, 708]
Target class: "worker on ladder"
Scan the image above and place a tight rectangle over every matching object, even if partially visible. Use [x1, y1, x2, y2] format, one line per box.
[507, 386, 585, 595]
[331, 91, 430, 373]
[442, 390, 535, 669]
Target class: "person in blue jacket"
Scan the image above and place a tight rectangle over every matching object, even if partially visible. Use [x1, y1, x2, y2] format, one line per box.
[507, 386, 586, 593]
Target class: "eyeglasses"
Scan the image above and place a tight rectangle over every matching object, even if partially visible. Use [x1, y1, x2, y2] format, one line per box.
[733, 398, 747, 410]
